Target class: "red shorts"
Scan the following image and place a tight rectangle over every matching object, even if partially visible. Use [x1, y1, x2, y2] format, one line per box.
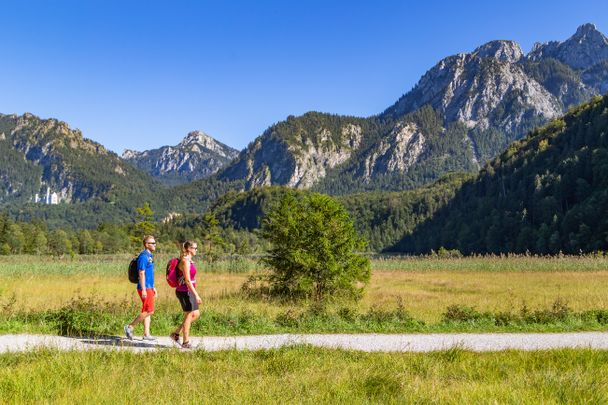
[137, 288, 155, 313]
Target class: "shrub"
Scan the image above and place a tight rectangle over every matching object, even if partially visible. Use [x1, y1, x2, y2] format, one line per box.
[523, 298, 571, 324]
[47, 296, 130, 336]
[580, 309, 608, 325]
[337, 306, 357, 322]
[275, 309, 302, 328]
[442, 305, 487, 323]
[434, 247, 463, 258]
[494, 311, 517, 326]
[362, 300, 416, 325]
[260, 192, 371, 301]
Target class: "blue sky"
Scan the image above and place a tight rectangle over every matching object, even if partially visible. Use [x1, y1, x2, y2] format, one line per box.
[1, 0, 607, 153]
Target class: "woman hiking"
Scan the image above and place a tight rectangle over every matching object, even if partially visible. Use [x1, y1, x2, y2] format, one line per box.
[170, 240, 202, 349]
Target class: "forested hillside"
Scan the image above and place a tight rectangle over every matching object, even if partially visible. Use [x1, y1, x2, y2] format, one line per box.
[180, 172, 472, 252]
[0, 113, 164, 205]
[391, 94, 608, 254]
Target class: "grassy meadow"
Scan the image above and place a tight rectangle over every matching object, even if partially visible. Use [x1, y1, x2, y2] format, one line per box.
[1, 347, 607, 403]
[2, 254, 608, 403]
[0, 254, 607, 336]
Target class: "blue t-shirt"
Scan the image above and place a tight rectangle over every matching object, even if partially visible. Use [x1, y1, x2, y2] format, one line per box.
[136, 250, 155, 290]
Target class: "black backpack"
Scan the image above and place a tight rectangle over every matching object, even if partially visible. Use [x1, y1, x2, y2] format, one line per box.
[128, 257, 139, 284]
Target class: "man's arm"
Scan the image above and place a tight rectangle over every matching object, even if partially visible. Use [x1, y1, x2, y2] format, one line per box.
[139, 270, 147, 298]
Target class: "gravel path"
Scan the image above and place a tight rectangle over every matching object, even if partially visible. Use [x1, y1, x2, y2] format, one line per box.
[1, 332, 608, 353]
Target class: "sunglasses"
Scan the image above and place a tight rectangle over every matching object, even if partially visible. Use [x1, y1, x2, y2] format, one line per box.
[147, 242, 157, 245]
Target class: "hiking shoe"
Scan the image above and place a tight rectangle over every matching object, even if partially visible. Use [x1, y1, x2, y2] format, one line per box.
[142, 335, 157, 341]
[170, 332, 181, 347]
[124, 325, 133, 340]
[181, 341, 192, 350]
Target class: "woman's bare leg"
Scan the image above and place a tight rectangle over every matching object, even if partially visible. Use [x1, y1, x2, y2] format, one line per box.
[181, 310, 200, 343]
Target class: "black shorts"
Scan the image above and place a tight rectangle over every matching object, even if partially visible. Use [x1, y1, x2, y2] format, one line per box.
[175, 290, 199, 312]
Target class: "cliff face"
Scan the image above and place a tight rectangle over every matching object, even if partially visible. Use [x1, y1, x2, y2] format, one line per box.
[360, 122, 426, 179]
[383, 39, 563, 153]
[219, 114, 366, 189]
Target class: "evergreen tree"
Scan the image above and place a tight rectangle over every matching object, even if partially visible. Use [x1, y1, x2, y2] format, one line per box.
[261, 192, 370, 301]
[6, 224, 25, 254]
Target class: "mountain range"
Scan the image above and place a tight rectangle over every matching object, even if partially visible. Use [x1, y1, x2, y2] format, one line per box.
[0, 23, 607, 229]
[216, 23, 608, 193]
[189, 92, 608, 254]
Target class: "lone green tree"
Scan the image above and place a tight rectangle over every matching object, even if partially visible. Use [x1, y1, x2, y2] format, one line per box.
[260, 192, 370, 301]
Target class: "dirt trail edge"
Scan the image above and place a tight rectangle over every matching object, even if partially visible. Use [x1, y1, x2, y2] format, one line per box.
[1, 332, 608, 353]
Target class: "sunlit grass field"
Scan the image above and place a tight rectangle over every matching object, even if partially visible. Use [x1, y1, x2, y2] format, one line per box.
[1, 347, 607, 403]
[2, 255, 608, 403]
[1, 254, 607, 335]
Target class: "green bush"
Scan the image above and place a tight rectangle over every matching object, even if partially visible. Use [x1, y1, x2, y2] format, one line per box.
[47, 296, 132, 336]
[442, 305, 490, 323]
[260, 192, 371, 301]
[523, 298, 571, 324]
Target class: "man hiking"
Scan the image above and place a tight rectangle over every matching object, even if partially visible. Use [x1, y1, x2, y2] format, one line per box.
[124, 235, 157, 341]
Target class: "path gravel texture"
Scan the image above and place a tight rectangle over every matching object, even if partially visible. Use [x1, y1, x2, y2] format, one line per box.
[1, 332, 608, 353]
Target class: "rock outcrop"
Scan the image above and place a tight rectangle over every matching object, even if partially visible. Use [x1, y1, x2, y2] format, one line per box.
[219, 114, 365, 189]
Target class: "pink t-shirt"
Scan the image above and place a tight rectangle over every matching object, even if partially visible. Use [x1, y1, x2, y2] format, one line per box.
[176, 259, 197, 292]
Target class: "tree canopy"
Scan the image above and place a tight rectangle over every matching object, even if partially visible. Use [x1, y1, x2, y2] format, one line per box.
[260, 192, 370, 301]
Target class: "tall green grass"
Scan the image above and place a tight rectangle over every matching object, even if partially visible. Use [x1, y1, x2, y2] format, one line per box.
[2, 294, 608, 336]
[2, 254, 608, 335]
[371, 253, 608, 272]
[2, 253, 607, 276]
[0, 347, 607, 403]
[0, 254, 263, 276]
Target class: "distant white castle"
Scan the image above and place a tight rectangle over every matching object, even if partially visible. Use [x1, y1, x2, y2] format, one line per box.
[34, 187, 59, 205]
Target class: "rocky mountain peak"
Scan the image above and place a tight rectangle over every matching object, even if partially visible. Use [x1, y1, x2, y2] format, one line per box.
[181, 130, 212, 146]
[177, 130, 237, 158]
[384, 43, 561, 132]
[527, 23, 608, 69]
[218, 114, 367, 189]
[573, 23, 602, 40]
[473, 40, 523, 63]
[121, 149, 141, 160]
[121, 130, 239, 185]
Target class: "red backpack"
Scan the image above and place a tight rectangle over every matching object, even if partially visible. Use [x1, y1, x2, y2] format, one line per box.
[166, 257, 180, 288]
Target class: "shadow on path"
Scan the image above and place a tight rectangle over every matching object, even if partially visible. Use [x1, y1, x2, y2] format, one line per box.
[72, 335, 169, 349]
